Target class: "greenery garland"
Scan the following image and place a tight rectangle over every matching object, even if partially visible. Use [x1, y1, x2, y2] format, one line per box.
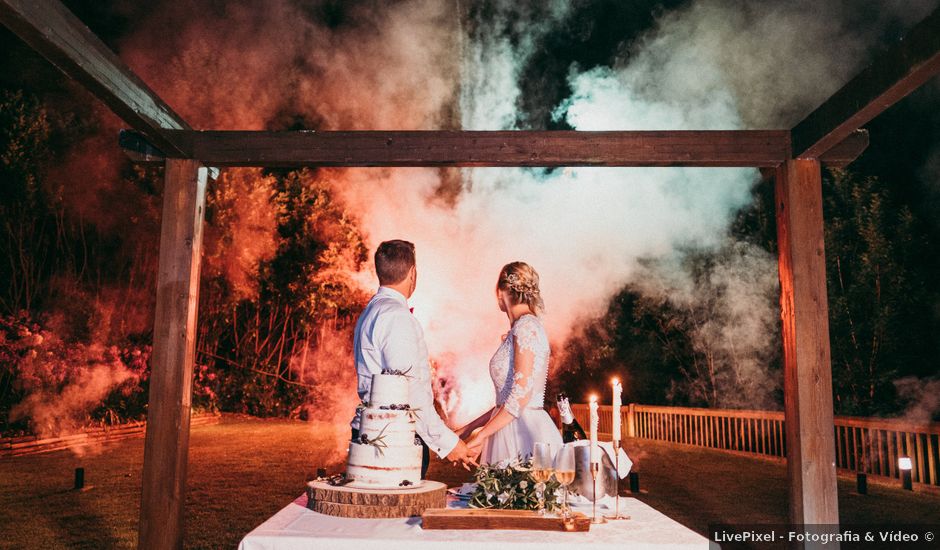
[469, 458, 560, 511]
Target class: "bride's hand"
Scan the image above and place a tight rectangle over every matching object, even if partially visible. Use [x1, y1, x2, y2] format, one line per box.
[465, 429, 485, 455]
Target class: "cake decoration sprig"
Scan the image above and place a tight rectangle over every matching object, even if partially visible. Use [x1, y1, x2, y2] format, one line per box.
[359, 423, 391, 457]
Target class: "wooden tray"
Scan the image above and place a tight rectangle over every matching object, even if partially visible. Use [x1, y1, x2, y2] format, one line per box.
[421, 508, 591, 532]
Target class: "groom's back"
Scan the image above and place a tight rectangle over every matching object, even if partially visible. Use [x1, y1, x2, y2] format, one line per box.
[353, 288, 413, 404]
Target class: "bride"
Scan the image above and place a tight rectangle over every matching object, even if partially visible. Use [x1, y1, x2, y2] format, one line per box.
[464, 262, 563, 464]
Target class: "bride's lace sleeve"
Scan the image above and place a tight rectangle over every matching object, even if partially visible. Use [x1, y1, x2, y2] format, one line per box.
[503, 317, 545, 418]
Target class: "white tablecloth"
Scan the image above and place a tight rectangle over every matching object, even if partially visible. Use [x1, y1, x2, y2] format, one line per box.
[238, 494, 712, 550]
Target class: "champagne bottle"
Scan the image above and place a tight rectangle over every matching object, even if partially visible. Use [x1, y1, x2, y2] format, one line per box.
[556, 393, 587, 443]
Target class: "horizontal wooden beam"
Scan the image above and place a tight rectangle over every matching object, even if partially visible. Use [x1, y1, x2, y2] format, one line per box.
[0, 0, 192, 156]
[169, 130, 791, 167]
[818, 129, 869, 168]
[792, 6, 940, 159]
[119, 129, 166, 164]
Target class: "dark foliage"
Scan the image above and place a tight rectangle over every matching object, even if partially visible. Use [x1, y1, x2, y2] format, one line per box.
[0, 88, 368, 433]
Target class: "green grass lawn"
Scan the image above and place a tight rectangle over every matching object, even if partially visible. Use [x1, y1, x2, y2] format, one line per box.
[1, 417, 937, 549]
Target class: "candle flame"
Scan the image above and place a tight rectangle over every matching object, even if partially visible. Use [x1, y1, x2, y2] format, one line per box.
[590, 394, 597, 402]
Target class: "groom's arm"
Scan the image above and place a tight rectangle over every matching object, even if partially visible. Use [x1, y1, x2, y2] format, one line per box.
[379, 311, 459, 459]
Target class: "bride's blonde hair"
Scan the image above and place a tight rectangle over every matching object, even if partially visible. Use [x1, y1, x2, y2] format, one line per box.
[497, 262, 545, 315]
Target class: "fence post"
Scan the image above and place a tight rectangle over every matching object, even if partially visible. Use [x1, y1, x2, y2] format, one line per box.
[626, 403, 636, 438]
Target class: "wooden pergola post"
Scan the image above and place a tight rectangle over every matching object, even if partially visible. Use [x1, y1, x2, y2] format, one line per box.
[138, 159, 208, 550]
[775, 159, 839, 538]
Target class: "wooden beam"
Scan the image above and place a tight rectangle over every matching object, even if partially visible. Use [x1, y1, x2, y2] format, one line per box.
[819, 129, 869, 169]
[756, 130, 869, 181]
[792, 7, 940, 158]
[775, 159, 840, 533]
[138, 159, 208, 550]
[169, 130, 791, 168]
[0, 0, 192, 156]
[120, 129, 221, 180]
[120, 129, 165, 164]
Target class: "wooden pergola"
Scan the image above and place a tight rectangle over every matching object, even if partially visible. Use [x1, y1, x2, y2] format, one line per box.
[2, 1, 939, 548]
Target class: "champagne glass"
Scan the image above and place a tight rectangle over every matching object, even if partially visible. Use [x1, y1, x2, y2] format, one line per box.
[531, 442, 553, 516]
[553, 444, 575, 520]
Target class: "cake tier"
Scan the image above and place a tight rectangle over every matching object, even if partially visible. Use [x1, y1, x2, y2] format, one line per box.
[370, 373, 410, 407]
[347, 441, 422, 488]
[359, 408, 419, 447]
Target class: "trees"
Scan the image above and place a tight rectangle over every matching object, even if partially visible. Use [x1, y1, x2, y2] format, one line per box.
[1, 86, 371, 431]
[0, 89, 53, 313]
[823, 169, 931, 416]
[196, 168, 368, 416]
[557, 167, 937, 416]
[555, 241, 781, 409]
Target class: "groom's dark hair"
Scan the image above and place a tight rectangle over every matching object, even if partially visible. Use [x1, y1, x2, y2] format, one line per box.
[375, 240, 416, 285]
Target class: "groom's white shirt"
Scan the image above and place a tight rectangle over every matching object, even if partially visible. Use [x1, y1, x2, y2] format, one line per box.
[351, 286, 458, 459]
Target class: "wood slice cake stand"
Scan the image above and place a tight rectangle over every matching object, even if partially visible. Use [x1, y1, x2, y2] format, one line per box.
[306, 480, 447, 518]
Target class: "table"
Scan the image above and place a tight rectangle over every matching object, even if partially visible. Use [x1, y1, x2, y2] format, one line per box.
[238, 494, 713, 550]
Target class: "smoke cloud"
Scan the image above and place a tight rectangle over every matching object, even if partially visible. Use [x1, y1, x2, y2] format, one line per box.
[894, 377, 940, 424]
[10, 330, 142, 449]
[98, 0, 938, 425]
[202, 168, 279, 297]
[630, 242, 782, 408]
[289, 326, 361, 463]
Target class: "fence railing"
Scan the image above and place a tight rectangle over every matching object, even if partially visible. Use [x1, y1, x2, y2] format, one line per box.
[570, 403, 940, 488]
[0, 413, 220, 458]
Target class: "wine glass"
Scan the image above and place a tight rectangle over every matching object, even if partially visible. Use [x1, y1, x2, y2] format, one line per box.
[553, 444, 576, 520]
[531, 442, 553, 516]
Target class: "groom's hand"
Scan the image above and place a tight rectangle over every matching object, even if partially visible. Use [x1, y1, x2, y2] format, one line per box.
[446, 440, 478, 471]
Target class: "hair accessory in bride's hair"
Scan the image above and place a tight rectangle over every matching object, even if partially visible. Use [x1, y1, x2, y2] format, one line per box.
[506, 273, 538, 298]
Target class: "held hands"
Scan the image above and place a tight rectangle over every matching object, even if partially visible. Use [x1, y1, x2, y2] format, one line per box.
[465, 427, 485, 458]
[446, 439, 479, 471]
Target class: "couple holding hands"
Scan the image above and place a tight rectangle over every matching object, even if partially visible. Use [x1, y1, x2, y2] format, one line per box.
[350, 240, 562, 476]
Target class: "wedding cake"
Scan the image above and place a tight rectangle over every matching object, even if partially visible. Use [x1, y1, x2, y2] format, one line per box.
[346, 372, 423, 488]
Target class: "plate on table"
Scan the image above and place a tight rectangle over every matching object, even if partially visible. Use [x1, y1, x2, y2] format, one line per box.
[447, 483, 476, 500]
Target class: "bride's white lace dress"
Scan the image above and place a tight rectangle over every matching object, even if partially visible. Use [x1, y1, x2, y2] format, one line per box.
[481, 314, 563, 464]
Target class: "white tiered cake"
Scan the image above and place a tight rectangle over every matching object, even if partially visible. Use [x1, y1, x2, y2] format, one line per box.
[346, 372, 423, 488]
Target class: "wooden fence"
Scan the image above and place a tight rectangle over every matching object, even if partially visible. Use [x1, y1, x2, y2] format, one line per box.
[571, 403, 940, 488]
[0, 413, 220, 458]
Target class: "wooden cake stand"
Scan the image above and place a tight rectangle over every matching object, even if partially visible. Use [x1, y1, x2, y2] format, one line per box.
[306, 480, 447, 518]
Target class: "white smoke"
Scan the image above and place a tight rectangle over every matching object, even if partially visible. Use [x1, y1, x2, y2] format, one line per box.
[115, 0, 936, 422]
[630, 242, 782, 408]
[894, 377, 940, 424]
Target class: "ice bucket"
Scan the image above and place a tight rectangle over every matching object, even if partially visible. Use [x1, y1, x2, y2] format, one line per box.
[568, 443, 618, 501]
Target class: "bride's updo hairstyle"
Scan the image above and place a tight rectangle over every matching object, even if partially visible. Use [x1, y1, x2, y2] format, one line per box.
[497, 261, 545, 315]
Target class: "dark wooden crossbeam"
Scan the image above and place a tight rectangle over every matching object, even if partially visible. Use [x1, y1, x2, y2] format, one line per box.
[792, 7, 940, 159]
[818, 129, 869, 168]
[0, 0, 192, 156]
[168, 130, 791, 167]
[119, 129, 166, 163]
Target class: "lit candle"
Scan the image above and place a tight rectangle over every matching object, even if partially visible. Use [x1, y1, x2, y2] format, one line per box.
[589, 395, 599, 464]
[612, 378, 622, 442]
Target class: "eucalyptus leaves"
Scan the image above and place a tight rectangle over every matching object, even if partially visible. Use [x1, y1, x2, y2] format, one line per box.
[469, 458, 560, 511]
[359, 423, 389, 456]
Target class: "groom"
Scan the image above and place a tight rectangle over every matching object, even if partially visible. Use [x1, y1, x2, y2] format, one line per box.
[351, 239, 477, 475]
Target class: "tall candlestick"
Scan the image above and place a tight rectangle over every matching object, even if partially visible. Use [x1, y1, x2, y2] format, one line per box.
[589, 395, 599, 464]
[612, 378, 622, 442]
